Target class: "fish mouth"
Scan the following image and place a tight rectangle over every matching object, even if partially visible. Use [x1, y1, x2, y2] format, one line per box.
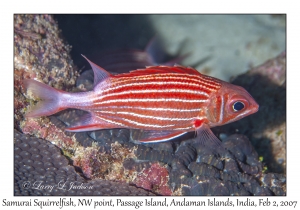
[253, 105, 259, 113]
[250, 100, 259, 114]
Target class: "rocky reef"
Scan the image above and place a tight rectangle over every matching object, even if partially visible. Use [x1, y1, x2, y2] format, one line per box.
[14, 130, 154, 196]
[14, 15, 286, 196]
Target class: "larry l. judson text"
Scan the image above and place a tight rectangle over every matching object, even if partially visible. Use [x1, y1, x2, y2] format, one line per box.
[2, 198, 298, 209]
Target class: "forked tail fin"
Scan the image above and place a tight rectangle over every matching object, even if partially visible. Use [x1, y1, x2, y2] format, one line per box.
[23, 79, 67, 117]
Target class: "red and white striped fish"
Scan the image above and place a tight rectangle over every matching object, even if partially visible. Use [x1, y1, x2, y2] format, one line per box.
[24, 56, 259, 145]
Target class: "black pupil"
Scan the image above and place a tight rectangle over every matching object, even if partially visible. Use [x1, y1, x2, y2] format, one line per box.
[233, 101, 244, 111]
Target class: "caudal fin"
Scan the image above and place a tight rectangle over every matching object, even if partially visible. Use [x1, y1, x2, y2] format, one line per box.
[23, 79, 66, 117]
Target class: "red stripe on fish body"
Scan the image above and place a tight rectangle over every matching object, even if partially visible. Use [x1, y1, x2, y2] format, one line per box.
[89, 68, 222, 131]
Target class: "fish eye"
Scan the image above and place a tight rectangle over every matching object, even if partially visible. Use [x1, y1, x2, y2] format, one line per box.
[232, 101, 245, 112]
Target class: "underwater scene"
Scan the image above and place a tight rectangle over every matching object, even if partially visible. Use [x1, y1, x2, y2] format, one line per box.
[14, 14, 286, 196]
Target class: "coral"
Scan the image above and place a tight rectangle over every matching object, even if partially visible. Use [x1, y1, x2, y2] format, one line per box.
[14, 130, 154, 196]
[14, 15, 77, 90]
[72, 144, 101, 179]
[20, 117, 75, 149]
[134, 162, 172, 196]
[72, 141, 136, 181]
[168, 134, 286, 196]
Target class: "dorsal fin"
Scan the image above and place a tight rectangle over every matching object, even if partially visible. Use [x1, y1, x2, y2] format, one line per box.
[81, 55, 111, 87]
[114, 65, 201, 78]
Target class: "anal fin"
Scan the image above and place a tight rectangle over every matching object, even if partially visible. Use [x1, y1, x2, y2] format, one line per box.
[65, 112, 117, 132]
[138, 130, 187, 143]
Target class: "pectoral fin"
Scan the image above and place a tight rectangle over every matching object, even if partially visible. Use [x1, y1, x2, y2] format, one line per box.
[196, 124, 221, 147]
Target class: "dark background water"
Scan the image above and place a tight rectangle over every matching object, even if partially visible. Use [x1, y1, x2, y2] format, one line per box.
[55, 15, 155, 70]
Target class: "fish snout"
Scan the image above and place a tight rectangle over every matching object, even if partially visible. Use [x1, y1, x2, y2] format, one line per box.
[249, 97, 259, 114]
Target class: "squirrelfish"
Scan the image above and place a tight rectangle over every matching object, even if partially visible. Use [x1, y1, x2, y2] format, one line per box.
[24, 56, 259, 145]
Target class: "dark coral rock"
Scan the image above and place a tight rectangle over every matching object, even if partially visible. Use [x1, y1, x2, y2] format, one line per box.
[195, 146, 224, 170]
[76, 69, 95, 91]
[168, 157, 193, 191]
[175, 143, 197, 166]
[259, 173, 286, 196]
[134, 144, 174, 163]
[188, 162, 221, 179]
[123, 158, 153, 172]
[222, 134, 263, 174]
[243, 182, 274, 196]
[223, 181, 250, 196]
[170, 134, 285, 195]
[223, 134, 262, 170]
[181, 177, 232, 196]
[14, 130, 154, 196]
